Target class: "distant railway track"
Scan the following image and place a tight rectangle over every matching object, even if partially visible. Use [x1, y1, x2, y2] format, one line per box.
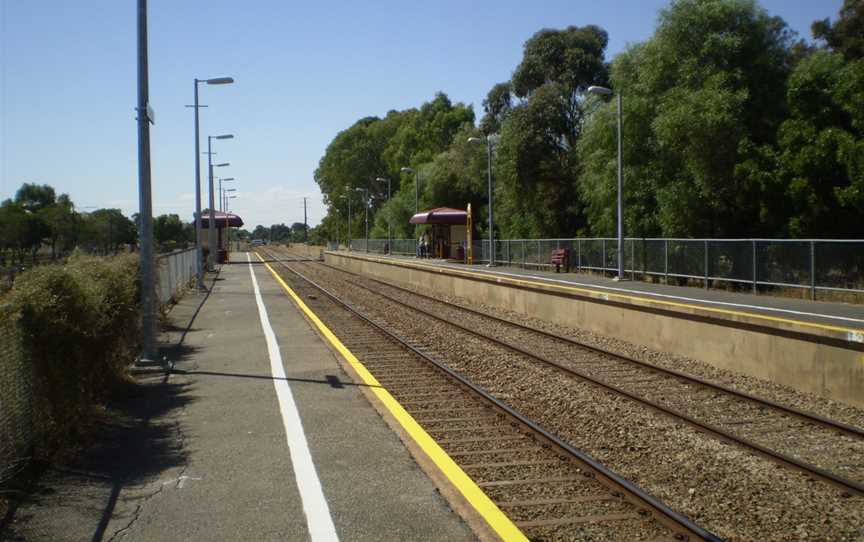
[257, 247, 721, 541]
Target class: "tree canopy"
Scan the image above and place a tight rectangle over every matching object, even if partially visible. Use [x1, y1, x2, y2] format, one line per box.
[308, 0, 862, 243]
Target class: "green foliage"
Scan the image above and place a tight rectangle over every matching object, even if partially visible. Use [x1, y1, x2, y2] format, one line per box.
[154, 214, 192, 252]
[578, 0, 795, 237]
[812, 0, 864, 60]
[7, 253, 140, 451]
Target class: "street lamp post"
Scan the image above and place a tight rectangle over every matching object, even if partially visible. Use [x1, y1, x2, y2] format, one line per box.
[225, 194, 237, 251]
[587, 85, 624, 280]
[207, 134, 232, 269]
[218, 177, 235, 212]
[190, 76, 233, 290]
[375, 177, 391, 254]
[401, 166, 420, 239]
[340, 194, 352, 251]
[468, 135, 497, 266]
[354, 187, 368, 253]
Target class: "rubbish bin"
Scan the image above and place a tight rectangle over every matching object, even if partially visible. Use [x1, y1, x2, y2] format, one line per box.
[217, 249, 228, 263]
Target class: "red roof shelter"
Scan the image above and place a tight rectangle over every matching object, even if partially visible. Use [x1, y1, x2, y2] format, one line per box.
[409, 207, 468, 225]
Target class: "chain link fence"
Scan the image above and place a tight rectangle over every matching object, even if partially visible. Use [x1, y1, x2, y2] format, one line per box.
[155, 248, 196, 307]
[0, 304, 33, 486]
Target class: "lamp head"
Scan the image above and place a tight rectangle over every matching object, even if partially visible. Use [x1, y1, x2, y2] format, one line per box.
[215, 134, 234, 140]
[216, 162, 230, 167]
[206, 77, 234, 85]
[587, 85, 613, 95]
[467, 137, 483, 145]
[400, 167, 414, 173]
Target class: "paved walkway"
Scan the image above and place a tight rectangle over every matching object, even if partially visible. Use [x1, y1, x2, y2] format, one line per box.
[354, 253, 864, 331]
[5, 254, 473, 541]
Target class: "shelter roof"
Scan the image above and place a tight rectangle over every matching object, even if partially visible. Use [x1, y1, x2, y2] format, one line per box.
[199, 211, 244, 229]
[409, 207, 468, 225]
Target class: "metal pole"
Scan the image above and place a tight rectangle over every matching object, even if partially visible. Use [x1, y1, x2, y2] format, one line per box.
[387, 178, 391, 254]
[364, 192, 369, 253]
[193, 80, 204, 289]
[752, 240, 757, 293]
[218, 178, 222, 212]
[347, 199, 352, 251]
[303, 197, 308, 243]
[486, 137, 495, 267]
[616, 92, 624, 280]
[810, 240, 816, 301]
[207, 137, 216, 269]
[136, 0, 156, 361]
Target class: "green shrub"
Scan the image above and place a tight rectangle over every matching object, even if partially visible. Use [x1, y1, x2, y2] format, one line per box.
[7, 252, 140, 452]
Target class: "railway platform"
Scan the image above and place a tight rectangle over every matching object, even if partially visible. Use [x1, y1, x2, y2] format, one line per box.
[6, 253, 480, 541]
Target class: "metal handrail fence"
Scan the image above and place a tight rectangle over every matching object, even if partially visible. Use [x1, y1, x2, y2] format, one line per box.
[340, 236, 863, 299]
[470, 238, 864, 300]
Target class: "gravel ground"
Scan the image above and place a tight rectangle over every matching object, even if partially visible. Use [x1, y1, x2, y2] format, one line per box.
[296, 259, 864, 542]
[344, 275, 864, 483]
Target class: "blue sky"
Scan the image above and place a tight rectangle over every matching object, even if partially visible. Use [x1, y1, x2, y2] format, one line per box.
[0, 0, 842, 229]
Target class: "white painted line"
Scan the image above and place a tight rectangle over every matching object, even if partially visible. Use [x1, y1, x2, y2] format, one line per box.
[433, 262, 864, 326]
[246, 253, 340, 542]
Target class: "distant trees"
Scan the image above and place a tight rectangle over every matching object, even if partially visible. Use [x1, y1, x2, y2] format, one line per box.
[0, 182, 196, 265]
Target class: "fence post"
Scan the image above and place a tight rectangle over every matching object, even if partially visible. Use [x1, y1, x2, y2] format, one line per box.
[664, 239, 668, 284]
[577, 239, 582, 272]
[704, 240, 709, 290]
[752, 240, 757, 293]
[630, 239, 635, 281]
[810, 240, 816, 301]
[602, 239, 606, 275]
[522, 239, 526, 268]
[537, 240, 541, 267]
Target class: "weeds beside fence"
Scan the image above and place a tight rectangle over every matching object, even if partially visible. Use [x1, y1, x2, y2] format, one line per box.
[0, 253, 141, 485]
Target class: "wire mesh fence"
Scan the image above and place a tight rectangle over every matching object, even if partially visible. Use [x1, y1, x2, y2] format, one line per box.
[0, 304, 33, 486]
[155, 248, 196, 307]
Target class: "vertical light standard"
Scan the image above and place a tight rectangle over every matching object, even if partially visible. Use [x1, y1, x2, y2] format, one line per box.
[401, 166, 419, 239]
[207, 134, 233, 268]
[135, 0, 157, 362]
[339, 194, 352, 251]
[218, 177, 235, 212]
[189, 76, 233, 289]
[354, 187, 369, 253]
[375, 177, 391, 253]
[468, 135, 497, 266]
[225, 194, 238, 251]
[587, 85, 624, 280]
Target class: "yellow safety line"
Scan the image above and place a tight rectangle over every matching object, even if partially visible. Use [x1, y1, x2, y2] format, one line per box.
[255, 254, 528, 542]
[350, 253, 864, 336]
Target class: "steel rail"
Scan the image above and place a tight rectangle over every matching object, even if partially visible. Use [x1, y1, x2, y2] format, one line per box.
[324, 265, 864, 440]
[274, 255, 864, 497]
[260, 248, 723, 542]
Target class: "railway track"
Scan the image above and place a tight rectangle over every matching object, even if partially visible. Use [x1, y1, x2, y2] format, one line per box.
[304, 260, 864, 496]
[256, 248, 721, 541]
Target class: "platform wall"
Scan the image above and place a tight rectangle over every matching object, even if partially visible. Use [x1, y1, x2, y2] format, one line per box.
[326, 252, 864, 408]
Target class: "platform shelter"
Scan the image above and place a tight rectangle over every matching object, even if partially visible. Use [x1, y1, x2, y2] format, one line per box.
[199, 211, 244, 261]
[409, 207, 469, 260]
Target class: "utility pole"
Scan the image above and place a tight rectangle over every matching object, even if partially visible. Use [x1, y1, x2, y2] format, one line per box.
[135, 0, 157, 365]
[303, 197, 308, 243]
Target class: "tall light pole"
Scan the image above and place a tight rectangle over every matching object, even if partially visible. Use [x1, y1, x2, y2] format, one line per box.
[375, 177, 391, 253]
[340, 194, 352, 251]
[354, 187, 368, 253]
[136, 0, 157, 362]
[401, 166, 420, 239]
[225, 194, 237, 251]
[468, 135, 497, 267]
[218, 177, 235, 212]
[588, 85, 624, 280]
[207, 134, 232, 268]
[189, 76, 233, 289]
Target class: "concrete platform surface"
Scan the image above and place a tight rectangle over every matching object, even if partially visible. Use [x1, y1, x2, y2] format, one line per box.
[341, 252, 864, 333]
[5, 254, 474, 542]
